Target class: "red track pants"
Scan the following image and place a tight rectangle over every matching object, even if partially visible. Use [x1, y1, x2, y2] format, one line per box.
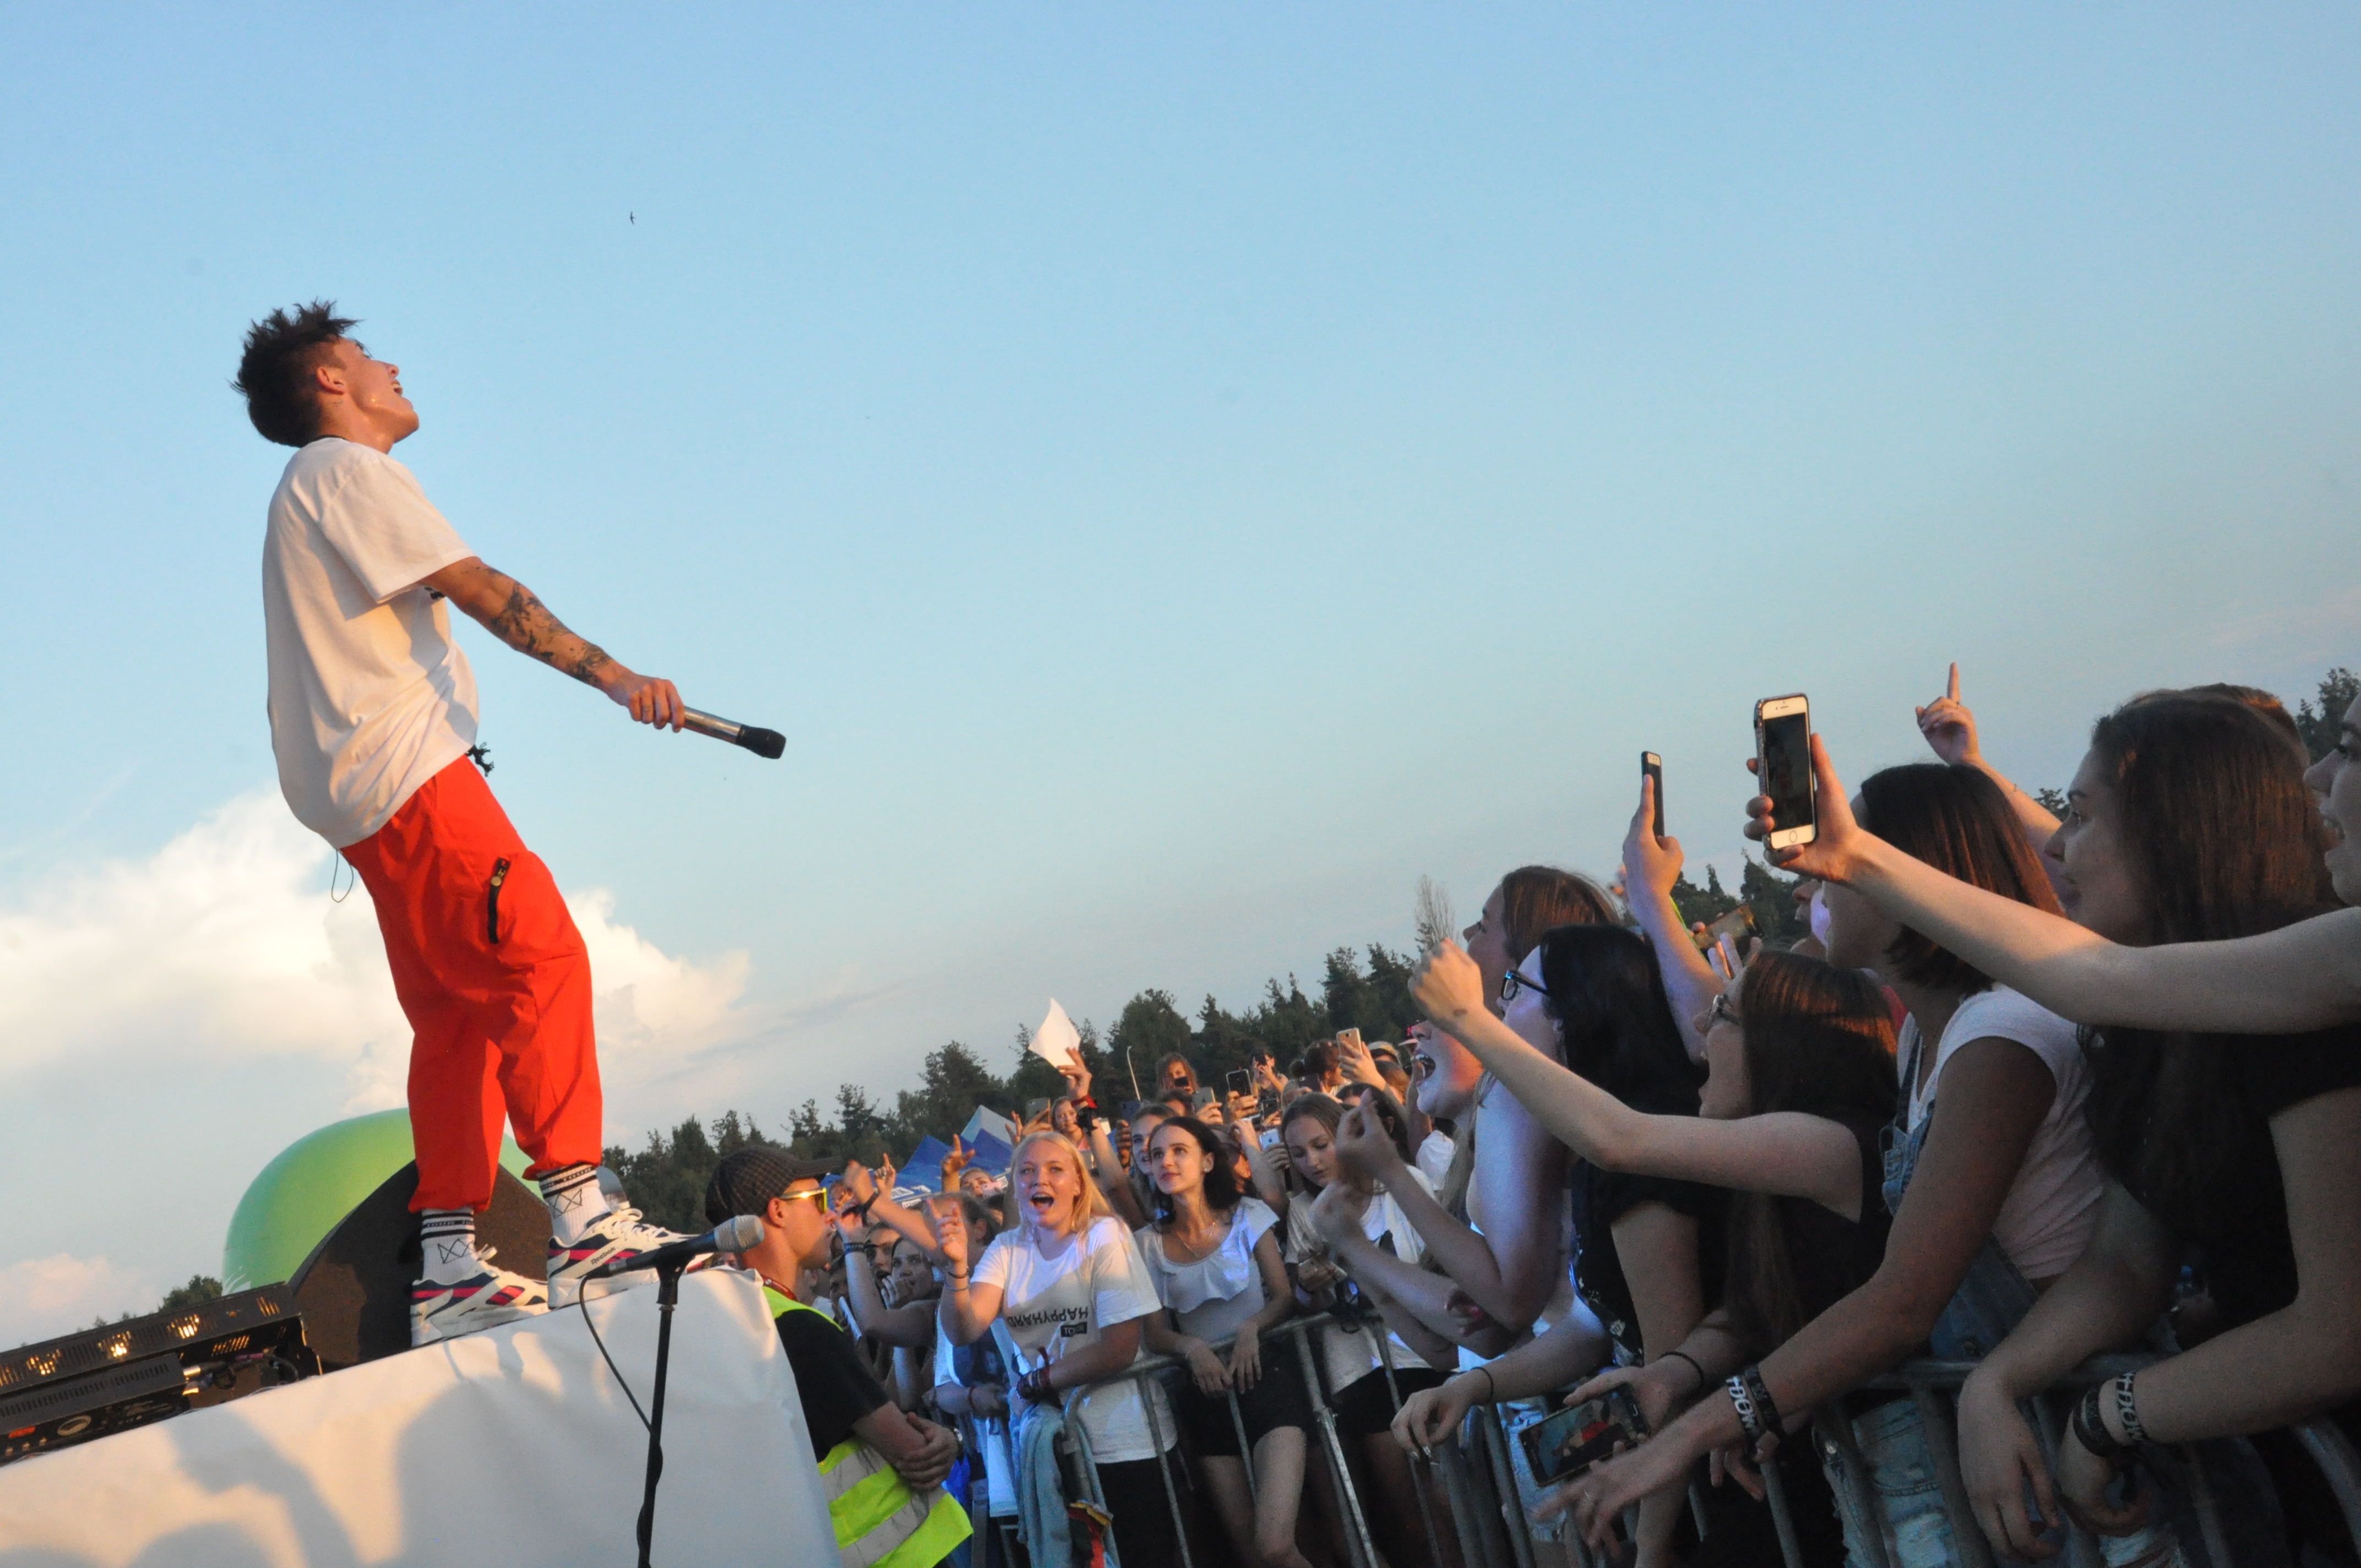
[341, 757, 604, 1212]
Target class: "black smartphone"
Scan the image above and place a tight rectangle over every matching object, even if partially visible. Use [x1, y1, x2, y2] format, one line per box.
[1641, 751, 1664, 840]
[1117, 1099, 1145, 1125]
[1258, 1087, 1281, 1120]
[1520, 1388, 1646, 1485]
[1225, 1068, 1252, 1096]
[1754, 695, 1816, 849]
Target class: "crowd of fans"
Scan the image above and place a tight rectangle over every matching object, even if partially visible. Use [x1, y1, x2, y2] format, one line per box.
[697, 665, 2361, 1568]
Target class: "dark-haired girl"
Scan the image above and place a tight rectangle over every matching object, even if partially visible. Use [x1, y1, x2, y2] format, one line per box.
[1349, 923, 1723, 1566]
[1281, 1091, 1462, 1568]
[1414, 943, 1896, 1551]
[1134, 1116, 1309, 1568]
[1933, 695, 2361, 1565]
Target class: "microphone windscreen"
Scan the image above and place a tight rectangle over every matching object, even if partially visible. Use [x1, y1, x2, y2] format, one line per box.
[716, 1214, 766, 1253]
[739, 726, 786, 761]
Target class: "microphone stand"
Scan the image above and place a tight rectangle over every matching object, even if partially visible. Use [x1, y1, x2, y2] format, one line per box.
[634, 1259, 690, 1568]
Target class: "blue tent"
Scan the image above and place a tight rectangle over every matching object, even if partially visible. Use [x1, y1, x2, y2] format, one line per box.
[967, 1130, 1013, 1175]
[902, 1135, 953, 1191]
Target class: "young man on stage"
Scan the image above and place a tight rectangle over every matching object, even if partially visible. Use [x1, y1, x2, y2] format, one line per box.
[238, 301, 690, 1345]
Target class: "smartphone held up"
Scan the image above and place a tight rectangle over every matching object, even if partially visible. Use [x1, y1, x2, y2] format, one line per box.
[1640, 751, 1664, 840]
[1754, 695, 1816, 850]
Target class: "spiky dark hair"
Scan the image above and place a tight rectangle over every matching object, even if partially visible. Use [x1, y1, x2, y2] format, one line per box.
[233, 300, 357, 446]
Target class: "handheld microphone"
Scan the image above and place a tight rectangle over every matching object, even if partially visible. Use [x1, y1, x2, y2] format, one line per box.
[581, 1214, 766, 1281]
[682, 707, 786, 761]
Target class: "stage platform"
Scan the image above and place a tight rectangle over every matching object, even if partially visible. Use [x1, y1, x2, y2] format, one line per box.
[0, 1268, 834, 1566]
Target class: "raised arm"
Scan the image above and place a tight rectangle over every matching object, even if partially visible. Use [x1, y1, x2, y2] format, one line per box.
[422, 557, 683, 728]
[1622, 776, 1723, 1061]
[1916, 663, 2061, 853]
[1409, 941, 1860, 1210]
[928, 1210, 1004, 1346]
[1756, 735, 2361, 1032]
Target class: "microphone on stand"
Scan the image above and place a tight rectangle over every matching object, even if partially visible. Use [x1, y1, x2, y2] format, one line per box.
[681, 707, 786, 761]
[584, 1215, 765, 1281]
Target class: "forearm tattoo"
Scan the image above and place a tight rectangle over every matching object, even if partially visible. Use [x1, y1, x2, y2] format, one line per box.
[487, 581, 612, 687]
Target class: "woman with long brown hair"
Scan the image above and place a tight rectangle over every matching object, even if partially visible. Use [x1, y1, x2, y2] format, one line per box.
[1934, 695, 2361, 1564]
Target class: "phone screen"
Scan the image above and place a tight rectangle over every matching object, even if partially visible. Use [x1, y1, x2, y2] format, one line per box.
[1758, 711, 1814, 835]
[1226, 1069, 1251, 1096]
[1520, 1392, 1636, 1484]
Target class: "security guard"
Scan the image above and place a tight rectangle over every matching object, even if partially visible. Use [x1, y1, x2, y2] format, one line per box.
[706, 1147, 972, 1568]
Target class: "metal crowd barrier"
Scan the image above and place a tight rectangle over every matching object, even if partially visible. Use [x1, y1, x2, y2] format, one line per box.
[962, 1328, 2361, 1568]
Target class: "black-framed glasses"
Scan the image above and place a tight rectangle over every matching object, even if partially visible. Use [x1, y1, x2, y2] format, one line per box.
[1500, 968, 1554, 1004]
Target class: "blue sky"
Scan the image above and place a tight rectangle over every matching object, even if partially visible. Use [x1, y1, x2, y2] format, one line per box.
[2, 5, 2357, 1337]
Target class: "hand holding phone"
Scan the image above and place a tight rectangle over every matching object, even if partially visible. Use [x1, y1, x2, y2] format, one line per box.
[1754, 695, 1817, 850]
[1521, 1387, 1647, 1485]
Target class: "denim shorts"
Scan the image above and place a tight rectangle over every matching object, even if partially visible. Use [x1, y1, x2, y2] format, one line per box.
[1821, 1399, 2193, 1568]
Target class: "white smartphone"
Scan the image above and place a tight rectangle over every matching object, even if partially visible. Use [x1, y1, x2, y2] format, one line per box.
[1755, 694, 1817, 850]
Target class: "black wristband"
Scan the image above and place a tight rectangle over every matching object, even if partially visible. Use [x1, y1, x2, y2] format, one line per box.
[1660, 1349, 1706, 1396]
[1739, 1365, 1782, 1441]
[2073, 1385, 2128, 1462]
[1726, 1375, 1765, 1443]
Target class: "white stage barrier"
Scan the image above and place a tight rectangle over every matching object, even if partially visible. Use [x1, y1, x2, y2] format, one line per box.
[0, 1268, 835, 1567]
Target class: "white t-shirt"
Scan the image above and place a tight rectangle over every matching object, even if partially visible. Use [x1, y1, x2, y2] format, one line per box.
[1285, 1172, 1440, 1392]
[1415, 1130, 1456, 1191]
[262, 438, 481, 847]
[973, 1216, 1174, 1463]
[1900, 985, 2103, 1281]
[1134, 1198, 1280, 1344]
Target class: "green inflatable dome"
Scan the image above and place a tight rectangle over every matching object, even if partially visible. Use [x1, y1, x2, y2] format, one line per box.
[221, 1109, 533, 1291]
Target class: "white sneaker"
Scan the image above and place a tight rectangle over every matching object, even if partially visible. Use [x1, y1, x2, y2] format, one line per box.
[410, 1248, 550, 1346]
[546, 1205, 688, 1307]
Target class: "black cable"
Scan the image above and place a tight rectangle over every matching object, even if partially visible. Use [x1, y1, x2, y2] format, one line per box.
[577, 1299, 650, 1433]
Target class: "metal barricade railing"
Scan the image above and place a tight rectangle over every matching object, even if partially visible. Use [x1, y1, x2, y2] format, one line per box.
[972, 1331, 2361, 1568]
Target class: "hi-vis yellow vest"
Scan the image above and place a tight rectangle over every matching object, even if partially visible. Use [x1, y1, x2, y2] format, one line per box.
[768, 1286, 973, 1568]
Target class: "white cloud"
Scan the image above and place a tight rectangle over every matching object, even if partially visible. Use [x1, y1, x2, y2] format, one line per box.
[0, 788, 763, 1296]
[0, 1254, 153, 1351]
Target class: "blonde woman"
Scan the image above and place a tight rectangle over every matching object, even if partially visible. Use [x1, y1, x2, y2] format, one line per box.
[935, 1129, 1192, 1568]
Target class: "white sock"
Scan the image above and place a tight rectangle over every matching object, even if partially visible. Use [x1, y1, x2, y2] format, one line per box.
[419, 1210, 480, 1286]
[538, 1164, 608, 1247]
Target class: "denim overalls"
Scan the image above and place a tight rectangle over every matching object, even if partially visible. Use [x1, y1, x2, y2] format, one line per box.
[1818, 1022, 2194, 1568]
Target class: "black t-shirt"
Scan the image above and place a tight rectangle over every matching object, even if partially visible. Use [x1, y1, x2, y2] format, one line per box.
[1572, 1158, 1729, 1362]
[775, 1305, 894, 1460]
[2098, 1025, 2361, 1564]
[1780, 1114, 1893, 1327]
[2107, 1025, 2361, 1331]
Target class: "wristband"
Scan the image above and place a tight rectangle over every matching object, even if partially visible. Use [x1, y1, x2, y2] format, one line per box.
[2113, 1371, 2148, 1445]
[1740, 1365, 1783, 1441]
[1660, 1349, 1706, 1396]
[2074, 1385, 2128, 1461]
[1477, 1366, 1498, 1403]
[1726, 1375, 1764, 1443]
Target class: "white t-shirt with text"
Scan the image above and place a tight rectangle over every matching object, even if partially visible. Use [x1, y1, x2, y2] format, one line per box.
[973, 1216, 1174, 1463]
[262, 438, 480, 847]
[1901, 985, 2103, 1282]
